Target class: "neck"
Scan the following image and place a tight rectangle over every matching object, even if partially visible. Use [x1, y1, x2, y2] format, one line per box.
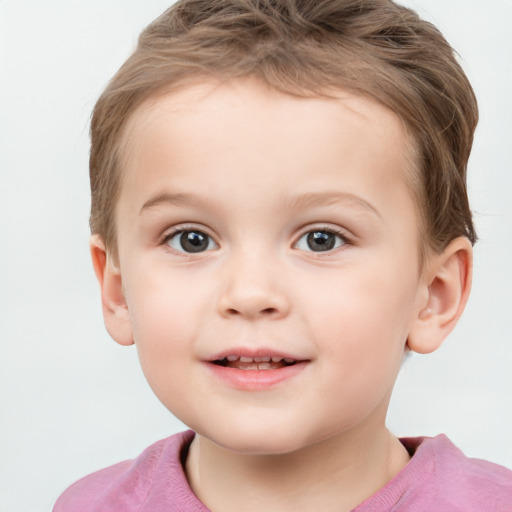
[185, 423, 410, 512]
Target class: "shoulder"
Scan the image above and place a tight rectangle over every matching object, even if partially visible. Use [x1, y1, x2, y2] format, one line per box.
[356, 435, 512, 512]
[53, 430, 207, 512]
[402, 435, 512, 511]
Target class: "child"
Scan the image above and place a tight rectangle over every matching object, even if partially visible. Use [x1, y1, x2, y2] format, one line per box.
[54, 0, 512, 510]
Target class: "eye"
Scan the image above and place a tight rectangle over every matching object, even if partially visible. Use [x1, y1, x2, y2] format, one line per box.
[295, 229, 347, 252]
[165, 230, 217, 253]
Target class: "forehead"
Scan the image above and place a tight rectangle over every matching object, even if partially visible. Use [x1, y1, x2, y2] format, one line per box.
[124, 79, 408, 142]
[120, 78, 414, 182]
[117, 78, 418, 235]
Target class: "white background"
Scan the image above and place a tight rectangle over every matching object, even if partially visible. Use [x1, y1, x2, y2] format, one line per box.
[1, 1, 511, 511]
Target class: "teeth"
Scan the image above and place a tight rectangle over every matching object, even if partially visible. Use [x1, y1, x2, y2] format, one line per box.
[220, 355, 297, 364]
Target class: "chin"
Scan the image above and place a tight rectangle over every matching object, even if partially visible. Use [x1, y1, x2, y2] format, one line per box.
[194, 423, 318, 456]
[221, 438, 306, 456]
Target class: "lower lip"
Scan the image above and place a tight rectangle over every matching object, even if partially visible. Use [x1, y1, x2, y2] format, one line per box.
[206, 361, 309, 390]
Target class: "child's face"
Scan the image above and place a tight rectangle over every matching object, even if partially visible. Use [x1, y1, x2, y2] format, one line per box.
[112, 78, 429, 454]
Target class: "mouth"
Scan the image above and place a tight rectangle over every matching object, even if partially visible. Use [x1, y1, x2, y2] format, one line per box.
[207, 351, 309, 390]
[212, 356, 298, 371]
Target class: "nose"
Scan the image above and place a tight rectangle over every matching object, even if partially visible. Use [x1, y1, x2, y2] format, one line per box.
[216, 250, 290, 320]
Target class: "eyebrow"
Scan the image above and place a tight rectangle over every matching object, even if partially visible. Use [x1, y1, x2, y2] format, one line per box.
[140, 192, 206, 214]
[140, 190, 381, 218]
[284, 192, 382, 219]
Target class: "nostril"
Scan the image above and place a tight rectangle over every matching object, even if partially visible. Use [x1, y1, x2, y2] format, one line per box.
[225, 307, 278, 317]
[218, 291, 290, 319]
[226, 308, 240, 315]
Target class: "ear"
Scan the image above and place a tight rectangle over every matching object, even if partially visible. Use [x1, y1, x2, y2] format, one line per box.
[90, 235, 134, 346]
[407, 237, 472, 354]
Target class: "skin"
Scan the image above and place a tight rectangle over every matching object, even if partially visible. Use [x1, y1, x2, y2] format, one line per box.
[91, 78, 472, 511]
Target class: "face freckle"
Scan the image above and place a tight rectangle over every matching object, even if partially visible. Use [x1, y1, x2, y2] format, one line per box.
[112, 77, 426, 455]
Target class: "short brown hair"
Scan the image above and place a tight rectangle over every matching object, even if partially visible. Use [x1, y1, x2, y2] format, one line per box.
[90, 0, 478, 259]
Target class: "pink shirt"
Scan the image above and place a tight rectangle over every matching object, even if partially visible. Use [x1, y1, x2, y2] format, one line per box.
[54, 430, 512, 511]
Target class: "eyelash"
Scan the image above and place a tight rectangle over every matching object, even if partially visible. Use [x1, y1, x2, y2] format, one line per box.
[160, 225, 352, 254]
[161, 226, 218, 254]
[294, 226, 351, 254]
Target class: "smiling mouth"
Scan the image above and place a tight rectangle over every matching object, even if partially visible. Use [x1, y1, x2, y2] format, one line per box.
[212, 356, 297, 370]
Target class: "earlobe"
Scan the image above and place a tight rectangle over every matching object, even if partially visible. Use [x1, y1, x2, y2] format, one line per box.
[407, 237, 472, 354]
[90, 235, 134, 346]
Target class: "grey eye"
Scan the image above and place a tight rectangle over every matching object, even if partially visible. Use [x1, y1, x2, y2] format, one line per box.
[167, 230, 217, 253]
[295, 230, 345, 252]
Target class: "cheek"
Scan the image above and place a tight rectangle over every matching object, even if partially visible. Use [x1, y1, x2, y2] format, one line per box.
[124, 269, 210, 363]
[301, 264, 418, 364]
[299, 271, 414, 426]
[126, 283, 205, 407]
